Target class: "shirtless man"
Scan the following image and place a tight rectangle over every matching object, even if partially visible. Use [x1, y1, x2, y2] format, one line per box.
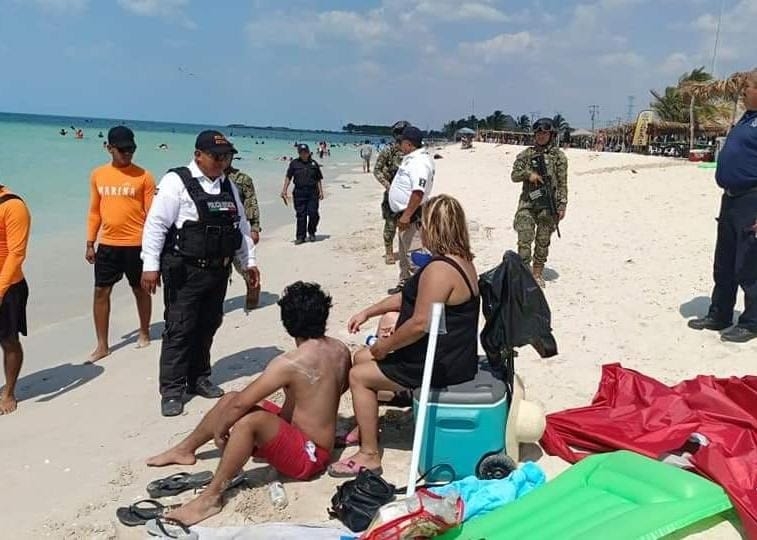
[145, 281, 350, 525]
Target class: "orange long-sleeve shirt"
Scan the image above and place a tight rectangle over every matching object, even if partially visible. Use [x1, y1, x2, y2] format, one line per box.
[87, 163, 156, 246]
[0, 187, 31, 299]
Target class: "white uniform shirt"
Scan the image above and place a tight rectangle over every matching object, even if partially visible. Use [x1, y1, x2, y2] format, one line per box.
[388, 147, 435, 213]
[141, 160, 256, 272]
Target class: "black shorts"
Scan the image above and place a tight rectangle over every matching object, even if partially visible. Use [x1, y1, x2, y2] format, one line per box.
[95, 245, 143, 288]
[0, 279, 28, 341]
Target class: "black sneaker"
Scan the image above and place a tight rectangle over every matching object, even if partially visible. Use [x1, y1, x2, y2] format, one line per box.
[687, 317, 731, 331]
[161, 397, 184, 417]
[721, 326, 757, 343]
[187, 378, 224, 399]
[294, 238, 305, 245]
[308, 234, 316, 242]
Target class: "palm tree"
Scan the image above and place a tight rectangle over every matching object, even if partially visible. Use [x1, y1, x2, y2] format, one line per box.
[517, 115, 530, 130]
[552, 114, 571, 142]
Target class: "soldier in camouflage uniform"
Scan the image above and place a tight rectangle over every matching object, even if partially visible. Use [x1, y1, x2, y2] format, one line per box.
[226, 164, 262, 310]
[511, 118, 568, 287]
[374, 120, 410, 265]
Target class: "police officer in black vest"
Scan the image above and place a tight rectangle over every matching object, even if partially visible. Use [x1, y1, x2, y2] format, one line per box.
[280, 144, 324, 244]
[141, 131, 260, 417]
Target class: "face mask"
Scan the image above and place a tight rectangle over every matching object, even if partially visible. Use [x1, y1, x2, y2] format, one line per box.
[411, 250, 433, 268]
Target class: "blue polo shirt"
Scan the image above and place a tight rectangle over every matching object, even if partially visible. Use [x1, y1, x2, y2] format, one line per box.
[716, 110, 757, 191]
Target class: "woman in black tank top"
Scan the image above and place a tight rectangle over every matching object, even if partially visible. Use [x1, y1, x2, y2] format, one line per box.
[328, 195, 480, 478]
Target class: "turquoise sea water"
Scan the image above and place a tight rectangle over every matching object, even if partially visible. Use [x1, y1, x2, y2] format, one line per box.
[0, 112, 371, 327]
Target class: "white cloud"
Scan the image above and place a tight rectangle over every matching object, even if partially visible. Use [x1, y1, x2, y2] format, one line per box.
[598, 52, 644, 67]
[458, 32, 536, 64]
[659, 52, 690, 75]
[247, 9, 390, 49]
[411, 1, 509, 22]
[117, 0, 195, 29]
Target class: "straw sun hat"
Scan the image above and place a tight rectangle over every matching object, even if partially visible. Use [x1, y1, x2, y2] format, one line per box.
[505, 374, 547, 461]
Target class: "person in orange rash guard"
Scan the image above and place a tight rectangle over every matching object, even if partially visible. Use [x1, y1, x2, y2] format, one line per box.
[85, 126, 155, 363]
[0, 184, 31, 414]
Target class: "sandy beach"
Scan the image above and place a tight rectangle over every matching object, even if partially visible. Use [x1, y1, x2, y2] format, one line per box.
[2, 142, 751, 539]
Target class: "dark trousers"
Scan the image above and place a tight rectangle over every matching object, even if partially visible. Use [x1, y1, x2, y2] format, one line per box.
[159, 254, 229, 398]
[294, 189, 320, 240]
[708, 191, 757, 330]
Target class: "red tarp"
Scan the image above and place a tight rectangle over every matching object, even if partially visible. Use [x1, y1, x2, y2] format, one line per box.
[540, 363, 757, 538]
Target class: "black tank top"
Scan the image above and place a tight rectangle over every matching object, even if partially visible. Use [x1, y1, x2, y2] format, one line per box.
[394, 255, 480, 387]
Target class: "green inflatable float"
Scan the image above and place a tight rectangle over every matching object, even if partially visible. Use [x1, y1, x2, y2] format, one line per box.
[439, 451, 732, 540]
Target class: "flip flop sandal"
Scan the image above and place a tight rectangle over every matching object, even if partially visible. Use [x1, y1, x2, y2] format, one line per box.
[192, 471, 248, 495]
[383, 389, 413, 408]
[327, 459, 383, 479]
[146, 471, 214, 498]
[116, 499, 177, 527]
[145, 517, 199, 539]
[334, 429, 360, 449]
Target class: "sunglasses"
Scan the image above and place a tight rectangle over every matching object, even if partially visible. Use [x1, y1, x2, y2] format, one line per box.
[116, 146, 137, 153]
[206, 152, 233, 162]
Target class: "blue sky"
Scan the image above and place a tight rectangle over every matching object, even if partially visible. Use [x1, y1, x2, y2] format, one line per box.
[0, 0, 754, 130]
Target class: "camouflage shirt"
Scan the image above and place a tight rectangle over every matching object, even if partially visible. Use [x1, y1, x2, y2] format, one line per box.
[227, 169, 261, 232]
[373, 143, 404, 190]
[511, 145, 568, 211]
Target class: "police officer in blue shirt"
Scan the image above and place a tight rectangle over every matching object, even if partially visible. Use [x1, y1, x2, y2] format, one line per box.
[280, 144, 324, 244]
[689, 70, 757, 343]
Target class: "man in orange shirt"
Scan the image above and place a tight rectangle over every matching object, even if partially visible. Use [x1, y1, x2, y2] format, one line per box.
[0, 184, 31, 414]
[86, 127, 155, 362]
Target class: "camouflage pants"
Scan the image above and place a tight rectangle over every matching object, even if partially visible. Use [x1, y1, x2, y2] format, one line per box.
[381, 192, 397, 250]
[513, 207, 556, 266]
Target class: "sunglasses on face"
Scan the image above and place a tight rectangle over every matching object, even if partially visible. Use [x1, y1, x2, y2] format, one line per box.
[206, 152, 233, 162]
[117, 146, 137, 153]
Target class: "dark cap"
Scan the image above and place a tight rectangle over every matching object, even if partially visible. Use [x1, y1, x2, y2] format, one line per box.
[399, 126, 423, 147]
[533, 118, 556, 132]
[195, 130, 237, 155]
[297, 143, 310, 153]
[108, 126, 136, 149]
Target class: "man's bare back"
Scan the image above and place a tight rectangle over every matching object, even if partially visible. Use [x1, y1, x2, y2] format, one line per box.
[273, 336, 350, 451]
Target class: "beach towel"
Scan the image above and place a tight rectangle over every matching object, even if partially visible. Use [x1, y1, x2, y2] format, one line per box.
[145, 523, 352, 539]
[430, 462, 546, 521]
[540, 363, 757, 538]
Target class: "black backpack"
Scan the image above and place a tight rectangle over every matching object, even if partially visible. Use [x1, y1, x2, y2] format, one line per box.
[328, 469, 396, 532]
[478, 251, 558, 391]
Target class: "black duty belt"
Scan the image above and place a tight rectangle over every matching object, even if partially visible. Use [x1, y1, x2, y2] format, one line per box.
[725, 185, 757, 198]
[185, 257, 232, 269]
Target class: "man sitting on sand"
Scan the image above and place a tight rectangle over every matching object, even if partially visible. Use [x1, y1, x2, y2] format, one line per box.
[146, 281, 350, 525]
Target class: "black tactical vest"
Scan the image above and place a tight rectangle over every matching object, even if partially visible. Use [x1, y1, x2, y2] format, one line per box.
[164, 167, 242, 261]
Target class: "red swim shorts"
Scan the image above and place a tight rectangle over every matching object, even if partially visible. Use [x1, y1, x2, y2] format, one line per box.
[252, 400, 331, 480]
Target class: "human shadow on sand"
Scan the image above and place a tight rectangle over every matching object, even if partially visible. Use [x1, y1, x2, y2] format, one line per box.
[223, 292, 280, 315]
[210, 346, 285, 388]
[679, 296, 742, 321]
[13, 362, 104, 403]
[110, 321, 166, 355]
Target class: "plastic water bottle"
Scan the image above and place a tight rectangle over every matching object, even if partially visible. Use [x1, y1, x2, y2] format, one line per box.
[268, 480, 288, 510]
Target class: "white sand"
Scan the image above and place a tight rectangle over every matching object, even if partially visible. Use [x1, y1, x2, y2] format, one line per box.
[2, 143, 751, 538]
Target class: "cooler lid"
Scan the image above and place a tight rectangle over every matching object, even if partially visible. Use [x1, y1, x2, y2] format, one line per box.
[413, 363, 508, 405]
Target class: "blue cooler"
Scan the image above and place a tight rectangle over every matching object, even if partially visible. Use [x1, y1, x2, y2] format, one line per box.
[412, 365, 509, 481]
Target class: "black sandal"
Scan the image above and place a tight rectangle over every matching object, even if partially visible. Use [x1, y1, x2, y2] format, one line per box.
[146, 471, 213, 498]
[116, 499, 175, 527]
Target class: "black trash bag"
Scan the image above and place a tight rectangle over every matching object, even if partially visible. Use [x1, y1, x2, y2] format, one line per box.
[479, 251, 557, 383]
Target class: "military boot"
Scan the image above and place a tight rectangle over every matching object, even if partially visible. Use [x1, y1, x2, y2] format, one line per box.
[532, 263, 545, 288]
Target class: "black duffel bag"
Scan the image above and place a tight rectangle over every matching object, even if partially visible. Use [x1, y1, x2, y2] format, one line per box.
[328, 469, 396, 532]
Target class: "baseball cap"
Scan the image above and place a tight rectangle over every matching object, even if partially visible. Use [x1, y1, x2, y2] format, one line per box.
[297, 143, 310, 152]
[108, 126, 136, 149]
[400, 126, 423, 147]
[195, 130, 238, 155]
